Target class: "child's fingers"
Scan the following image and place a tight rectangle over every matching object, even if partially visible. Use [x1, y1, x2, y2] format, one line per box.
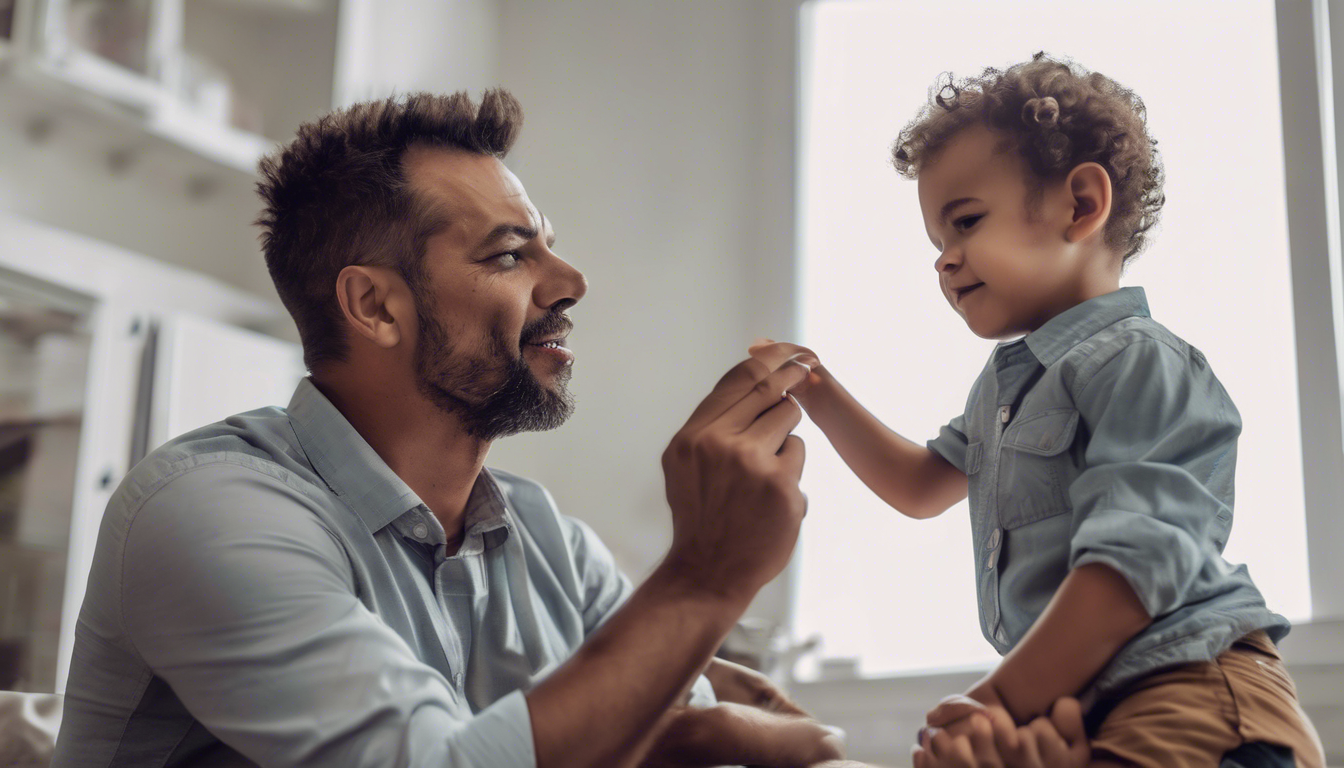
[928, 728, 975, 768]
[1027, 715, 1079, 767]
[1048, 697, 1087, 747]
[926, 694, 987, 728]
[985, 706, 1021, 757]
[967, 714, 1006, 768]
[746, 340, 820, 371]
[1012, 724, 1043, 767]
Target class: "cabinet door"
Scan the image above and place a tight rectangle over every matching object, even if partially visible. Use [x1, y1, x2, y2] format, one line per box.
[140, 313, 304, 457]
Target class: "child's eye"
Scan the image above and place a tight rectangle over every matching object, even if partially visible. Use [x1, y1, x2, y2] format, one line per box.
[954, 214, 983, 231]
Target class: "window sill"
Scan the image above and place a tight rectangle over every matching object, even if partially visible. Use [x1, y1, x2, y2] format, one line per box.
[787, 617, 1344, 764]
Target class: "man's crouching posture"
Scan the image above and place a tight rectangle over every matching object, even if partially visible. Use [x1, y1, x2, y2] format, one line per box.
[52, 90, 840, 768]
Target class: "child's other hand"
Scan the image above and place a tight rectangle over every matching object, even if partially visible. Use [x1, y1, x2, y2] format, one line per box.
[913, 699, 1089, 768]
[926, 693, 993, 729]
[748, 339, 823, 399]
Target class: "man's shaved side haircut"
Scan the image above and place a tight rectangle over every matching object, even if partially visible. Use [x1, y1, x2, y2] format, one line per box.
[255, 90, 523, 369]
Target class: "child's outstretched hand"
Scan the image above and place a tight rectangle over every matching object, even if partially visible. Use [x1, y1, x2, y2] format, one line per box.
[748, 339, 824, 401]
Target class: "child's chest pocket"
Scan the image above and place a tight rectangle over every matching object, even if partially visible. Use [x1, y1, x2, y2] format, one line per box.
[995, 407, 1080, 529]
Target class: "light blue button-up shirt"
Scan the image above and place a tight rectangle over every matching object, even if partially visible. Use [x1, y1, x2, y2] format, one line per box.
[928, 287, 1289, 703]
[54, 378, 714, 767]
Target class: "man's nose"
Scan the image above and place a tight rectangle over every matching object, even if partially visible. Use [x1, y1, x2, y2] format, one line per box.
[536, 252, 588, 310]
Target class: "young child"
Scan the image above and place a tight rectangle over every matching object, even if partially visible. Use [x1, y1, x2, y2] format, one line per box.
[753, 53, 1325, 767]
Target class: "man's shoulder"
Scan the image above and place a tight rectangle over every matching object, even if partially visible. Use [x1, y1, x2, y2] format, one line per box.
[486, 467, 564, 531]
[486, 467, 605, 557]
[115, 405, 322, 516]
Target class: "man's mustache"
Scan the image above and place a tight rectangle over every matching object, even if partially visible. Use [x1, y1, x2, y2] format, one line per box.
[521, 312, 573, 344]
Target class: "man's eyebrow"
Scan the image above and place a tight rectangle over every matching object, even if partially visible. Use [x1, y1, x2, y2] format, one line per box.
[939, 197, 981, 224]
[478, 223, 539, 249]
[537, 210, 556, 247]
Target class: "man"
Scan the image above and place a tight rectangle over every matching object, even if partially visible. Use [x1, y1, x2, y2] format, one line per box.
[52, 89, 843, 768]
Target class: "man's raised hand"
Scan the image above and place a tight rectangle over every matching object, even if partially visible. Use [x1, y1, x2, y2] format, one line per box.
[748, 339, 824, 403]
[660, 354, 813, 608]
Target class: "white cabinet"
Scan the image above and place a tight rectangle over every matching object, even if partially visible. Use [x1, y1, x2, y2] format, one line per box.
[0, 214, 300, 693]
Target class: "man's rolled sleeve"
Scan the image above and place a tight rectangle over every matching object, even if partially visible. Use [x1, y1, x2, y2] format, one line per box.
[122, 462, 536, 768]
[1066, 339, 1241, 619]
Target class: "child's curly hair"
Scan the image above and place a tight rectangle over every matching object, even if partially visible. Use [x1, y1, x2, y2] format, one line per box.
[892, 52, 1165, 266]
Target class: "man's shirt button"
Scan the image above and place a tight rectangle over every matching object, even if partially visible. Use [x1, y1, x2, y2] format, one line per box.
[988, 528, 1001, 549]
[999, 405, 1011, 423]
[413, 523, 429, 539]
[985, 549, 999, 570]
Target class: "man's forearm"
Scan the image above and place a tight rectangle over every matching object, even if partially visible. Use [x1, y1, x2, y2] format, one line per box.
[973, 563, 1152, 723]
[527, 564, 745, 768]
[641, 703, 844, 768]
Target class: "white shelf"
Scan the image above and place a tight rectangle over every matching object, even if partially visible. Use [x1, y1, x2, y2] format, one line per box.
[197, 0, 331, 14]
[2, 57, 273, 177]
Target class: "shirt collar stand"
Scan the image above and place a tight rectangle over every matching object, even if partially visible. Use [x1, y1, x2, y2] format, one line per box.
[287, 378, 425, 533]
[1023, 286, 1150, 367]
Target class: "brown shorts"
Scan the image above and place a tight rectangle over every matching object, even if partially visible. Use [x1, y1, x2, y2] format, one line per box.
[1087, 631, 1325, 768]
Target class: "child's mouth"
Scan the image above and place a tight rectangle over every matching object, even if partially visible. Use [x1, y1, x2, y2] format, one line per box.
[954, 283, 985, 303]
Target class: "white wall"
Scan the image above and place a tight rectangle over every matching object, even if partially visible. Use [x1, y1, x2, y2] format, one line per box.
[486, 0, 802, 622]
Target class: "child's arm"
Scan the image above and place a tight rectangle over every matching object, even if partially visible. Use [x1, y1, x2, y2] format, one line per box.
[944, 562, 1152, 725]
[749, 341, 967, 520]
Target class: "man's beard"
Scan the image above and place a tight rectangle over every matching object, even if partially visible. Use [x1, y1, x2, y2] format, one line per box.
[413, 301, 575, 441]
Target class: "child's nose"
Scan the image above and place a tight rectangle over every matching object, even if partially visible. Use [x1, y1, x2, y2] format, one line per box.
[935, 247, 961, 273]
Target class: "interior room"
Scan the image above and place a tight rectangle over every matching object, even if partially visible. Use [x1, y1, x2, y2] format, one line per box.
[0, 1, 1340, 765]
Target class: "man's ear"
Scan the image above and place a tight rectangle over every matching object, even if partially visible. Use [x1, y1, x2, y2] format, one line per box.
[334, 265, 411, 350]
[1062, 162, 1112, 245]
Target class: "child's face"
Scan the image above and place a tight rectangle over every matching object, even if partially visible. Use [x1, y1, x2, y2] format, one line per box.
[917, 124, 1109, 340]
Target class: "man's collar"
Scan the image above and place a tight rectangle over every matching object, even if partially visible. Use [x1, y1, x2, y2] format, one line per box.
[287, 379, 515, 541]
[287, 378, 426, 534]
[1021, 286, 1150, 367]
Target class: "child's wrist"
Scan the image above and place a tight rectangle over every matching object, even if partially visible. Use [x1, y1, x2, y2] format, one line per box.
[794, 365, 835, 410]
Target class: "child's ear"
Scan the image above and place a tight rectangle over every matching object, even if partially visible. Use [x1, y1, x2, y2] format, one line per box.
[1063, 162, 1112, 245]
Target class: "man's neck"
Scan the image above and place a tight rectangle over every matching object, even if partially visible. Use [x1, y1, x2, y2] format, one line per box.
[310, 372, 489, 548]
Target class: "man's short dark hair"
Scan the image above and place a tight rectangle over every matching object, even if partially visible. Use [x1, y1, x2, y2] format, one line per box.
[892, 52, 1165, 267]
[255, 90, 523, 370]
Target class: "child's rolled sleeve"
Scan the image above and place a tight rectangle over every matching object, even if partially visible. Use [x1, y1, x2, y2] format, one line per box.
[928, 413, 970, 473]
[1066, 338, 1241, 620]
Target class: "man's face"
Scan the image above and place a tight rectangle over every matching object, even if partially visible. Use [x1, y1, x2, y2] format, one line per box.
[402, 146, 587, 440]
[917, 124, 1086, 340]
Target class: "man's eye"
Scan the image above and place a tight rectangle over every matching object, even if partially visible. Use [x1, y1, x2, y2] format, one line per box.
[495, 252, 521, 266]
[954, 214, 983, 231]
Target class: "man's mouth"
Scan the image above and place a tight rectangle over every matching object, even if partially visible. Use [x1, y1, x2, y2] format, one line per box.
[523, 321, 575, 367]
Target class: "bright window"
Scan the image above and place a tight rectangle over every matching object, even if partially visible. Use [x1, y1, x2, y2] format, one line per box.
[795, 0, 1309, 678]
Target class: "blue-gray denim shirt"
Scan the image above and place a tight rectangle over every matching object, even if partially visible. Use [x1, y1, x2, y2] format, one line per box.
[928, 286, 1289, 703]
